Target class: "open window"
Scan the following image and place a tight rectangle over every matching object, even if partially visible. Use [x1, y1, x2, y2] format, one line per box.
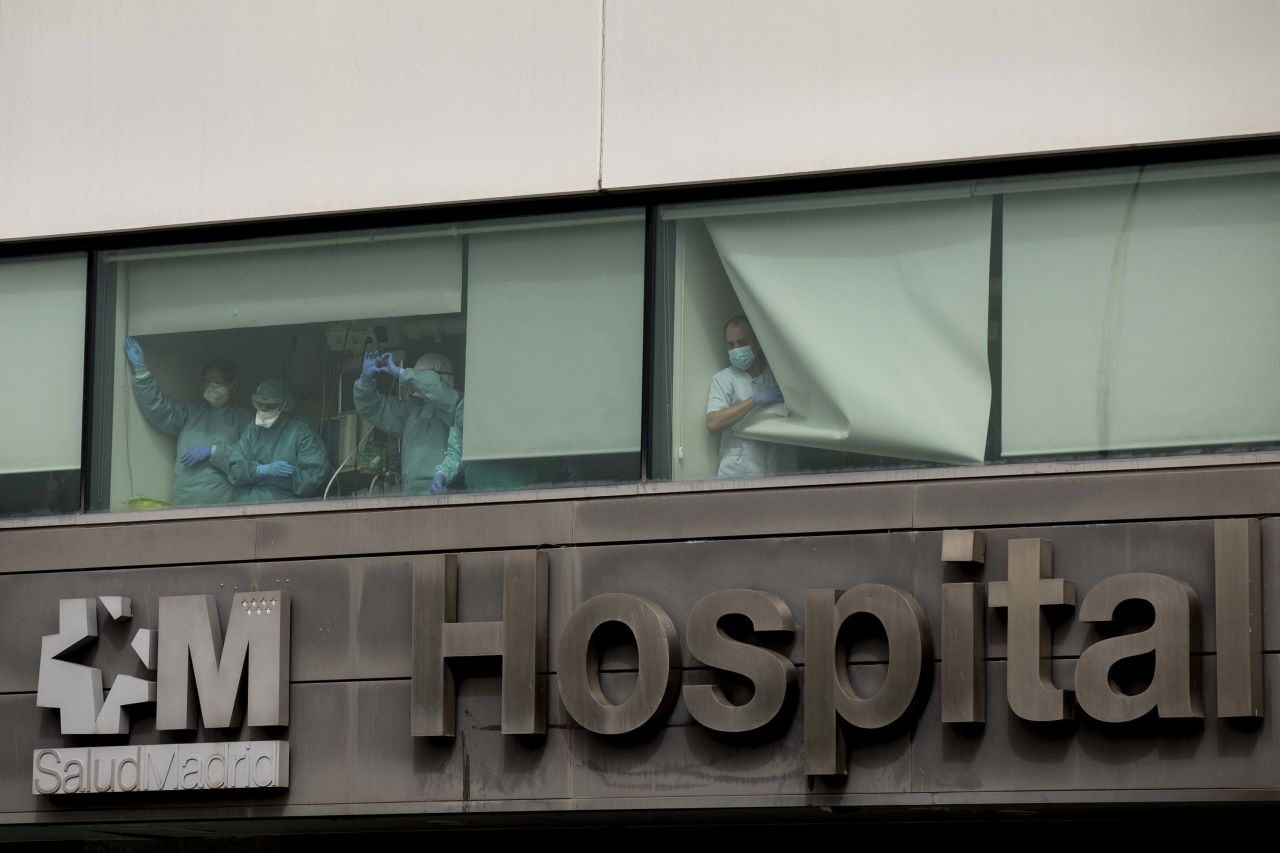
[658, 187, 994, 481]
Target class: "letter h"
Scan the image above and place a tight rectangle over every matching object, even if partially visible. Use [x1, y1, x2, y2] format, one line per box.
[411, 552, 548, 737]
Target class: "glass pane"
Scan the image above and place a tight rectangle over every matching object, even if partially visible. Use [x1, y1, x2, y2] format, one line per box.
[0, 255, 86, 517]
[657, 188, 993, 481]
[1001, 164, 1280, 457]
[655, 156, 1280, 484]
[94, 214, 644, 511]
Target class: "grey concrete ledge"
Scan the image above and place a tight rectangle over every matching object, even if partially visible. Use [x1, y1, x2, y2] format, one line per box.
[2, 457, 1280, 574]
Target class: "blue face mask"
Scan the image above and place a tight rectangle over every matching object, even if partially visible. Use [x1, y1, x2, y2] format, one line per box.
[728, 345, 756, 372]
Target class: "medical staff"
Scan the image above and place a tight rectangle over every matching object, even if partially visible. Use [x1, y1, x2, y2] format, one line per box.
[354, 351, 461, 494]
[436, 399, 463, 494]
[215, 379, 328, 503]
[705, 315, 796, 479]
[122, 336, 252, 506]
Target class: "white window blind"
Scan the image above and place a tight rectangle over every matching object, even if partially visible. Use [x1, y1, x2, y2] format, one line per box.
[702, 196, 993, 464]
[118, 233, 463, 335]
[462, 219, 644, 461]
[1002, 169, 1280, 456]
[0, 255, 87, 475]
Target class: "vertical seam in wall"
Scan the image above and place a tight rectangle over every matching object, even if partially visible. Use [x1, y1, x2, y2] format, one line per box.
[596, 0, 607, 191]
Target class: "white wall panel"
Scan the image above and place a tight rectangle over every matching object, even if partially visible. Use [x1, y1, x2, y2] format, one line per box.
[601, 0, 1280, 189]
[4, 1, 1278, 239]
[0, 0, 604, 240]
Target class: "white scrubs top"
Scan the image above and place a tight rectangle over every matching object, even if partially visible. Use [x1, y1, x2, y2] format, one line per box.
[706, 364, 795, 479]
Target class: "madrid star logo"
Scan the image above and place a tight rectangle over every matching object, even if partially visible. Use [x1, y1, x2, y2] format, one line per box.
[36, 597, 157, 735]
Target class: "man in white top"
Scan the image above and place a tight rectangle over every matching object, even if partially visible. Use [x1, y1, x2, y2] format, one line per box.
[706, 315, 796, 479]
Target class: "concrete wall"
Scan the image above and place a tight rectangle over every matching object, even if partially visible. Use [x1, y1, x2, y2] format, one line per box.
[600, 0, 1280, 188]
[3, 0, 1279, 240]
[0, 0, 606, 239]
[3, 464, 1280, 835]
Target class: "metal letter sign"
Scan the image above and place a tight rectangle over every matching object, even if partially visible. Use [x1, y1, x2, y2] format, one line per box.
[34, 590, 291, 795]
[683, 589, 797, 733]
[1075, 573, 1202, 722]
[34, 518, 1270, 796]
[403, 522, 1267, 777]
[36, 596, 156, 735]
[804, 584, 932, 776]
[157, 591, 291, 730]
[557, 593, 681, 735]
[411, 552, 548, 737]
[988, 539, 1076, 722]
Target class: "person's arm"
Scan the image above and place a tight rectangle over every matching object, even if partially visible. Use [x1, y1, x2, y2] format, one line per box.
[206, 409, 254, 474]
[706, 397, 759, 434]
[435, 400, 464, 486]
[291, 428, 330, 498]
[130, 371, 195, 437]
[218, 430, 262, 487]
[353, 376, 412, 436]
[706, 374, 784, 433]
[401, 368, 460, 421]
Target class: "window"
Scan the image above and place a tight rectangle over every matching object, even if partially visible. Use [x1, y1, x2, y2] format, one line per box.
[90, 212, 644, 511]
[3, 153, 1276, 521]
[999, 160, 1280, 457]
[654, 156, 1280, 482]
[0, 255, 87, 518]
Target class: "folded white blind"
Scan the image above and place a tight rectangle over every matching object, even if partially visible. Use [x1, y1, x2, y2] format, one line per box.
[704, 197, 993, 464]
[124, 235, 462, 335]
[1002, 170, 1280, 456]
[463, 219, 644, 460]
[0, 255, 87, 474]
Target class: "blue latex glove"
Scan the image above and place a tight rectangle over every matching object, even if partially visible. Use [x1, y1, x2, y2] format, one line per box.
[257, 460, 296, 478]
[751, 387, 784, 407]
[359, 351, 379, 383]
[123, 337, 148, 373]
[180, 444, 212, 466]
[431, 472, 447, 494]
[378, 352, 403, 379]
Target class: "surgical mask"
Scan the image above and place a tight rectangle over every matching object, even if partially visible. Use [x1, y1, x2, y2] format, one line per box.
[728, 345, 756, 372]
[203, 383, 230, 408]
[255, 409, 281, 429]
[419, 373, 455, 394]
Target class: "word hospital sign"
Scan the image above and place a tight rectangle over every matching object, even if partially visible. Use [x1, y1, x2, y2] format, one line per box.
[410, 519, 1264, 777]
[31, 517, 1266, 794]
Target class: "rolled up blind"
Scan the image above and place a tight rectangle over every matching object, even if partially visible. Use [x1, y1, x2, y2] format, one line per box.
[119, 233, 463, 335]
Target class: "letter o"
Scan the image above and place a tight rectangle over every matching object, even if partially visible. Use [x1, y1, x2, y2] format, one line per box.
[557, 594, 680, 735]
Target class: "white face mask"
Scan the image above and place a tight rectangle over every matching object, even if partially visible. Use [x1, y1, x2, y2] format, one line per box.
[408, 370, 454, 401]
[203, 383, 230, 408]
[255, 409, 281, 429]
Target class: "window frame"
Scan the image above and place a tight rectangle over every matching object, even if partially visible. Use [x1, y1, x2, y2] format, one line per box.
[0, 137, 1277, 526]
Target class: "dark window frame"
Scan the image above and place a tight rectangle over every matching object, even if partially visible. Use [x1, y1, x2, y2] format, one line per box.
[0, 136, 1276, 519]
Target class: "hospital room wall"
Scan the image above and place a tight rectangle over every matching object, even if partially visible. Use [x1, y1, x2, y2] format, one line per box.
[672, 220, 741, 481]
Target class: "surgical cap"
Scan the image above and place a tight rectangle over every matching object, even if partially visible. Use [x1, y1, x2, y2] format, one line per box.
[251, 378, 296, 412]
